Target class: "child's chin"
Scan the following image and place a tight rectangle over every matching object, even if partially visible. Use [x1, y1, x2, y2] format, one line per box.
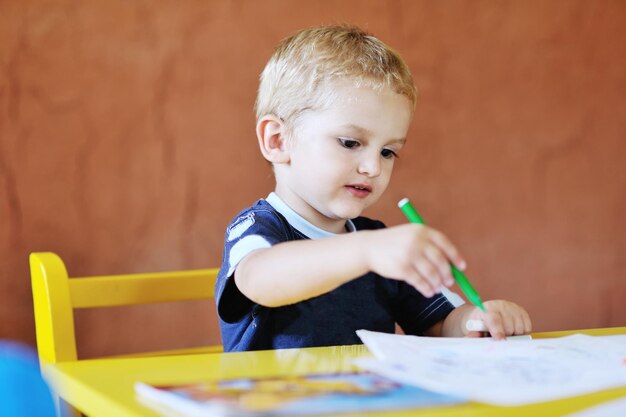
[334, 204, 368, 220]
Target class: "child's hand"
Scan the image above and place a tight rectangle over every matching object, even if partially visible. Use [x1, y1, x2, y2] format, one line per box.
[465, 300, 532, 340]
[363, 224, 466, 298]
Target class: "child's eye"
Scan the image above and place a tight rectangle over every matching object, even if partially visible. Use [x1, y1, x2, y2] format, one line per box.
[338, 138, 360, 149]
[381, 148, 399, 159]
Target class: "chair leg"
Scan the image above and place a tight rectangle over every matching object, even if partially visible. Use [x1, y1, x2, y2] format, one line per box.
[53, 395, 82, 417]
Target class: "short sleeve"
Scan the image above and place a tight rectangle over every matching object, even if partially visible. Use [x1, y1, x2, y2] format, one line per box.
[216, 206, 291, 323]
[392, 283, 455, 335]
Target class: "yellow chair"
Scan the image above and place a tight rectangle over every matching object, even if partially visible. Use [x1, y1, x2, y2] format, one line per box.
[30, 251, 222, 416]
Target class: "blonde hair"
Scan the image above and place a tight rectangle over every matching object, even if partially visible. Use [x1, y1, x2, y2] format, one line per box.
[255, 25, 417, 125]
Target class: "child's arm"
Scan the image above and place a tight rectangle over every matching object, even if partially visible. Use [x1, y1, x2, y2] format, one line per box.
[235, 223, 466, 307]
[425, 300, 532, 340]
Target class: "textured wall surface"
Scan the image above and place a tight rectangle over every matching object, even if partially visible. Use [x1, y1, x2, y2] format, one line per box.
[1, 0, 625, 358]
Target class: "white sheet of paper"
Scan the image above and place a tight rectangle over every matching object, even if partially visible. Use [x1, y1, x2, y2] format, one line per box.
[355, 330, 626, 406]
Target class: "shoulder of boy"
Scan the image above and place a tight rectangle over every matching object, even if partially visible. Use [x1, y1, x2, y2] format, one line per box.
[227, 212, 256, 242]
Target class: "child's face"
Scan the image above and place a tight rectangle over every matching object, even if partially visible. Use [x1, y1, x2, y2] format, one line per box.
[276, 80, 413, 233]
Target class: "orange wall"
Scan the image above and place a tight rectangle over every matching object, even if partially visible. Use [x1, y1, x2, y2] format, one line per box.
[1, 1, 625, 357]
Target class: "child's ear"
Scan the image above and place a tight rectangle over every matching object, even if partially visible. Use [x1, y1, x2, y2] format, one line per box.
[256, 115, 290, 164]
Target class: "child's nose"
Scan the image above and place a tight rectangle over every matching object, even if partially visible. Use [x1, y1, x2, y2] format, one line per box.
[357, 154, 382, 177]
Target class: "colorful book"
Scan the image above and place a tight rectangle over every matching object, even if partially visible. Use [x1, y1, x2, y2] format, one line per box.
[135, 372, 465, 417]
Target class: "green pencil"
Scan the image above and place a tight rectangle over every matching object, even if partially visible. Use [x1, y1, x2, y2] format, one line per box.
[398, 198, 486, 311]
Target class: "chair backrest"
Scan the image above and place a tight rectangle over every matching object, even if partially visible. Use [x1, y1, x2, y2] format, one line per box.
[30, 252, 221, 365]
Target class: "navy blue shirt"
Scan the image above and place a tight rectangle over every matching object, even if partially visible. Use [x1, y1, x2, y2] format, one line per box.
[216, 193, 456, 352]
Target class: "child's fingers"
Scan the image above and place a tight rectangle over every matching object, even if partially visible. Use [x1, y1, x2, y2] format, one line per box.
[423, 245, 454, 287]
[413, 258, 444, 295]
[502, 314, 516, 336]
[521, 308, 532, 334]
[511, 312, 524, 335]
[465, 330, 484, 338]
[413, 277, 437, 298]
[513, 307, 533, 335]
[506, 304, 532, 335]
[402, 269, 437, 298]
[483, 310, 506, 340]
[429, 230, 466, 270]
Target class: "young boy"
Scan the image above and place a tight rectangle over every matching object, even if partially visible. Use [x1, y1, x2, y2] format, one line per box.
[216, 25, 531, 352]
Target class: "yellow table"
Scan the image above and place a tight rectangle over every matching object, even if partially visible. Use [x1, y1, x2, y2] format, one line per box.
[43, 328, 626, 417]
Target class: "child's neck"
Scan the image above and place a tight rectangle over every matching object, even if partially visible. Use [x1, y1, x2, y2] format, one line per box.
[271, 189, 349, 234]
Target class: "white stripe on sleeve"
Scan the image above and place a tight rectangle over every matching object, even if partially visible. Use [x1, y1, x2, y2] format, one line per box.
[441, 287, 465, 307]
[226, 235, 272, 277]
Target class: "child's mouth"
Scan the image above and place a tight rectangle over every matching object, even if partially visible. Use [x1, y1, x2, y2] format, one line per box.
[345, 184, 372, 198]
